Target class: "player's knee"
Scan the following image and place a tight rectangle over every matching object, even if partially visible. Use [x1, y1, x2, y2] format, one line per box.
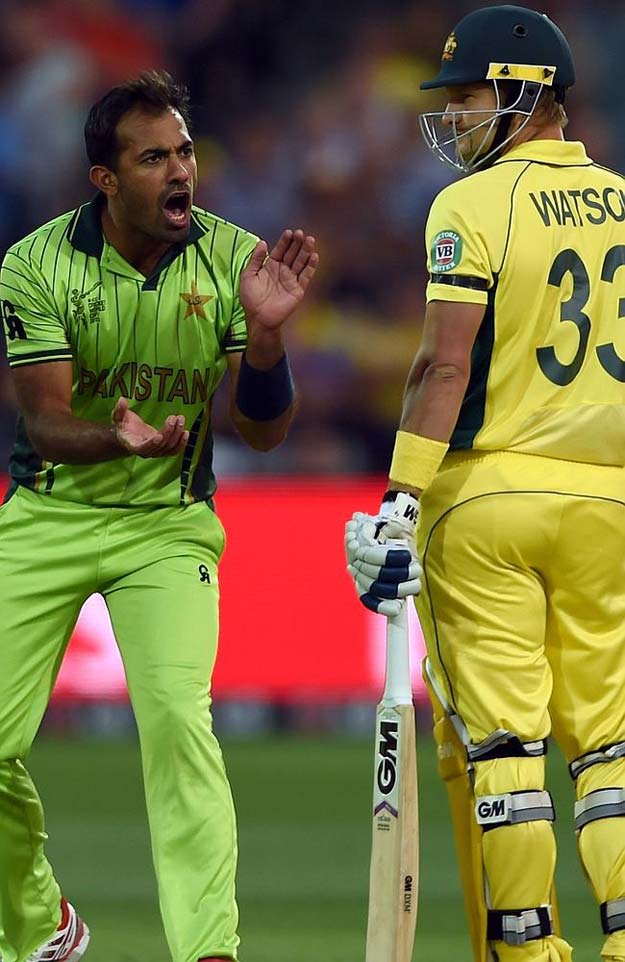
[475, 753, 546, 794]
[473, 755, 557, 950]
[0, 758, 20, 786]
[139, 685, 214, 745]
[571, 742, 625, 838]
[474, 756, 553, 835]
[425, 692, 558, 952]
[0, 759, 46, 821]
[568, 742, 625, 939]
[572, 742, 625, 796]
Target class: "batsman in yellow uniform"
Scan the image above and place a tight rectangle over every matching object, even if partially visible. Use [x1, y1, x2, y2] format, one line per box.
[347, 6, 625, 961]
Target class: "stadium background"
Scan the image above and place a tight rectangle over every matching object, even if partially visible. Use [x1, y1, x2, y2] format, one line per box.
[0, 0, 618, 958]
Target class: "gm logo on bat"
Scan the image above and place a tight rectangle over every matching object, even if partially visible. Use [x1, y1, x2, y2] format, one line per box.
[404, 875, 414, 913]
[377, 720, 399, 795]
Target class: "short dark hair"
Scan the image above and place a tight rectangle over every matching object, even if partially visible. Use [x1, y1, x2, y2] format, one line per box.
[84, 70, 192, 169]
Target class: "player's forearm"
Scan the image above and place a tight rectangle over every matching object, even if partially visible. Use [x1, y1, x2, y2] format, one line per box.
[230, 402, 295, 451]
[243, 325, 286, 370]
[25, 409, 127, 464]
[232, 326, 295, 450]
[399, 360, 470, 442]
[387, 361, 469, 497]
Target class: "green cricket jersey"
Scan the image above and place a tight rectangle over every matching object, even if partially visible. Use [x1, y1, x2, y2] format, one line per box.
[0, 194, 258, 507]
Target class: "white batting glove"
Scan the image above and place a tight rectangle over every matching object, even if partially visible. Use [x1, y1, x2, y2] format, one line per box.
[345, 491, 422, 617]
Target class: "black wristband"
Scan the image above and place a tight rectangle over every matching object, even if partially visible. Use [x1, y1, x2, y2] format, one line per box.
[235, 351, 295, 421]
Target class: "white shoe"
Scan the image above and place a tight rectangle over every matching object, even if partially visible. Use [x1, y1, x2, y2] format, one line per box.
[27, 899, 89, 962]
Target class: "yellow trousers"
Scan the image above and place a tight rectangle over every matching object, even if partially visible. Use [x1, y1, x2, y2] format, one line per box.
[417, 450, 625, 962]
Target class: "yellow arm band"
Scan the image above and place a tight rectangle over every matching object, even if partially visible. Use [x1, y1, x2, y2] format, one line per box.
[389, 430, 449, 491]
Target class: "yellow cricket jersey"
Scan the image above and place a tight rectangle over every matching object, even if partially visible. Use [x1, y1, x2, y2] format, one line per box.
[425, 140, 625, 465]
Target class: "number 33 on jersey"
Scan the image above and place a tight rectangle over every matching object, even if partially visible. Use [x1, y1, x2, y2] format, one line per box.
[426, 139, 625, 466]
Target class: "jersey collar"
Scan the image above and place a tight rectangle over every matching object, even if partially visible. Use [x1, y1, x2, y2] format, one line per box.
[68, 192, 206, 258]
[494, 140, 592, 167]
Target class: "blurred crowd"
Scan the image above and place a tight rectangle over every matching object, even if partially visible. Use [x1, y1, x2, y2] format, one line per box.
[0, 0, 620, 474]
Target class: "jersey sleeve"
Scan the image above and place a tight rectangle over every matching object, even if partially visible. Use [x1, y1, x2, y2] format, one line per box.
[425, 187, 493, 307]
[0, 249, 72, 368]
[222, 232, 259, 354]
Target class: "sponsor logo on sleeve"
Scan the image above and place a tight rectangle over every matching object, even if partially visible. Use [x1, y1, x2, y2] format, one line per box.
[431, 230, 463, 273]
[1, 299, 27, 340]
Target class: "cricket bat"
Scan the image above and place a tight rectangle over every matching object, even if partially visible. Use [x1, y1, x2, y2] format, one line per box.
[365, 599, 419, 962]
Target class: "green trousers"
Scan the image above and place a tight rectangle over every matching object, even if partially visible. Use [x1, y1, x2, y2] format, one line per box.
[0, 485, 239, 962]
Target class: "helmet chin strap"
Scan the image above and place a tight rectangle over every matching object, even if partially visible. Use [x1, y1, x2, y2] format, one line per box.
[478, 80, 541, 168]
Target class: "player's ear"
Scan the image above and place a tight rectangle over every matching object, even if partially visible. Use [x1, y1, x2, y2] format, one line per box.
[90, 165, 118, 198]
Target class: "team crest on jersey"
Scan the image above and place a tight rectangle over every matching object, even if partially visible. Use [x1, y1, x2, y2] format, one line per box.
[180, 279, 213, 319]
[432, 231, 463, 272]
[442, 32, 457, 62]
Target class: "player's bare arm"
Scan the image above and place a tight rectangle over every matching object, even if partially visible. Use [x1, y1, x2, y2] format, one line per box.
[395, 299, 485, 495]
[228, 228, 319, 451]
[345, 299, 484, 616]
[11, 361, 188, 464]
[225, 352, 294, 451]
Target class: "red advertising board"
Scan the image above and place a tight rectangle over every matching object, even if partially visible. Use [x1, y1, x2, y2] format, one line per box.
[0, 476, 427, 702]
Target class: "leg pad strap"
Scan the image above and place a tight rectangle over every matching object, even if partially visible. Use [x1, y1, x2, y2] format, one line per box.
[468, 730, 548, 763]
[476, 790, 555, 832]
[601, 898, 625, 934]
[570, 742, 625, 780]
[575, 788, 625, 831]
[487, 904, 553, 945]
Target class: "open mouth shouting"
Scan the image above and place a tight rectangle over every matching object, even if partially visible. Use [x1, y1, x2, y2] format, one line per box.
[162, 189, 191, 229]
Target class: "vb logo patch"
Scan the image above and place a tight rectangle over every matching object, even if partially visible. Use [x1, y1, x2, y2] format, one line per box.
[432, 230, 463, 272]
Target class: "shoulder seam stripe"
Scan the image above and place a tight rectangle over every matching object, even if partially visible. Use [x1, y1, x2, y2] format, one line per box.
[498, 161, 533, 275]
[7, 216, 74, 263]
[494, 159, 594, 170]
[3, 249, 56, 300]
[591, 162, 625, 184]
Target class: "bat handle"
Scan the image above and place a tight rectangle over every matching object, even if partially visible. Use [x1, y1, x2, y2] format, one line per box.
[384, 602, 413, 707]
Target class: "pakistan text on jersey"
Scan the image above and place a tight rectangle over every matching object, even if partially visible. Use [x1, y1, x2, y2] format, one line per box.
[529, 187, 625, 228]
[78, 364, 211, 404]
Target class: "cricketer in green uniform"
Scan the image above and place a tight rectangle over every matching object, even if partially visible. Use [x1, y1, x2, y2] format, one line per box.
[0, 71, 318, 962]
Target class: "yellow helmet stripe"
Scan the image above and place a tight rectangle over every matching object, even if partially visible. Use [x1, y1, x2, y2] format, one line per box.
[486, 62, 557, 85]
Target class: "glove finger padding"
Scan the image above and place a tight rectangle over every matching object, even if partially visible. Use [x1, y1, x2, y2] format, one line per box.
[358, 591, 404, 618]
[350, 543, 414, 567]
[344, 516, 379, 563]
[351, 568, 422, 600]
[345, 492, 422, 616]
[350, 557, 421, 584]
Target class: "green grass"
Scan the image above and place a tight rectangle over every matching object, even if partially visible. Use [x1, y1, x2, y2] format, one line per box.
[28, 731, 598, 962]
